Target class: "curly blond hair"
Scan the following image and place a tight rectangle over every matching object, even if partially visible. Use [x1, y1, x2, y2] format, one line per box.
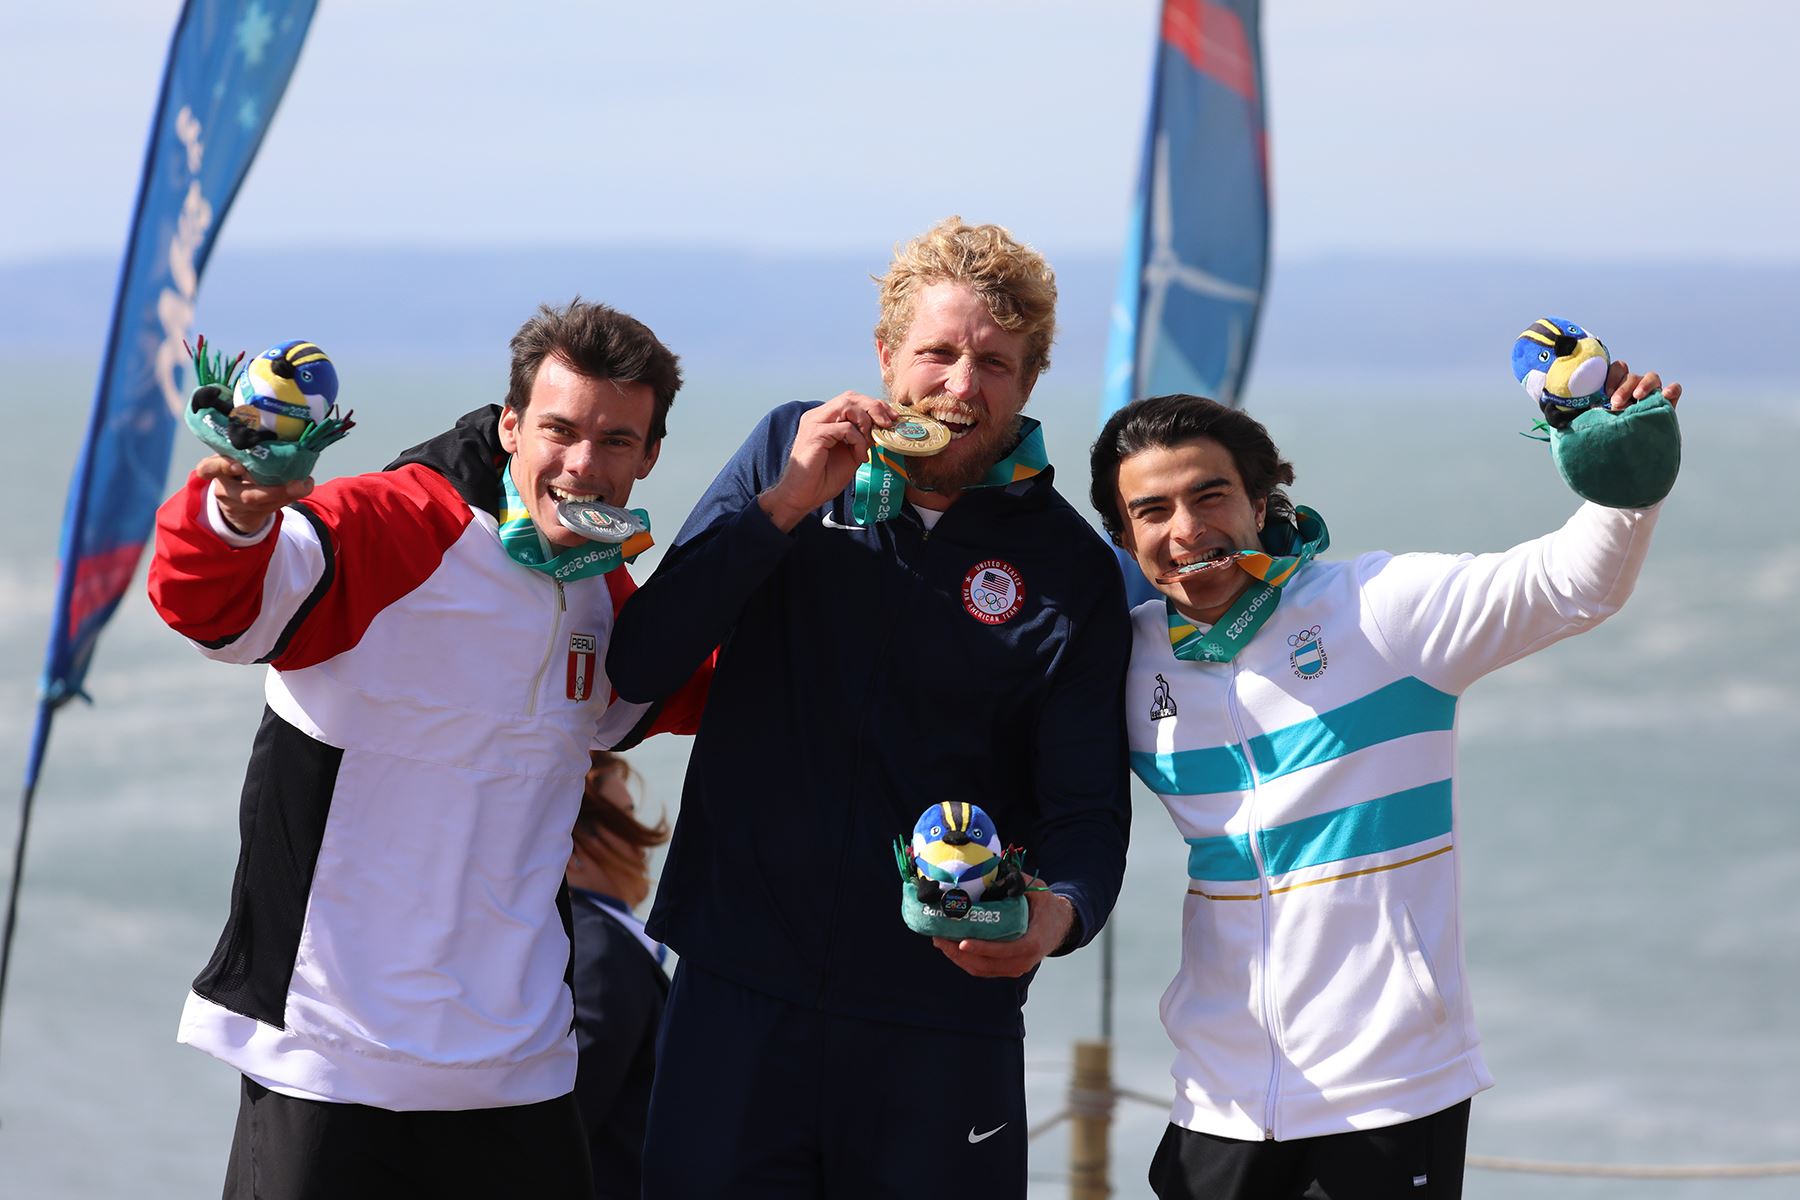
[874, 216, 1058, 382]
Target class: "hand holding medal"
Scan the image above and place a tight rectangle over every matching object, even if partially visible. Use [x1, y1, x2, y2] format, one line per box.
[850, 406, 955, 527]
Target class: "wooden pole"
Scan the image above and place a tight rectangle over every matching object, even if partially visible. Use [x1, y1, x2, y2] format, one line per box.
[1069, 1039, 1114, 1200]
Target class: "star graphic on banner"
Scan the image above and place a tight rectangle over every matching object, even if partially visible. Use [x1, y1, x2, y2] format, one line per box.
[236, 1, 275, 66]
[238, 98, 260, 129]
[1137, 131, 1261, 406]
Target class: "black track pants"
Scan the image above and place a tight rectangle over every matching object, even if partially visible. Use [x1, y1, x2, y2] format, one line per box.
[642, 961, 1028, 1199]
[1148, 1100, 1471, 1200]
[221, 1076, 593, 1200]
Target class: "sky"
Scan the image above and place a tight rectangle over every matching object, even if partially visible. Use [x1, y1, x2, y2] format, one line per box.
[1, 1, 1794, 269]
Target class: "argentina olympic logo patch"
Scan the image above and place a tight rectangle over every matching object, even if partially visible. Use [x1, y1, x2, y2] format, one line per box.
[1287, 625, 1327, 680]
[962, 559, 1025, 624]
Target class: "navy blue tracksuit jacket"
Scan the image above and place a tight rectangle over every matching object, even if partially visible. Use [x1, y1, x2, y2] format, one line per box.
[609, 402, 1131, 1038]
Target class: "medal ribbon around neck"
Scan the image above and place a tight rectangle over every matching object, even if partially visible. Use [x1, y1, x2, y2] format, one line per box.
[1166, 506, 1330, 664]
[497, 459, 652, 582]
[851, 416, 1050, 526]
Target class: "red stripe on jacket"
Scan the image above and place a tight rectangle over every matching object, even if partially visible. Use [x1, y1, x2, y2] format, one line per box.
[274, 465, 473, 670]
[148, 472, 284, 647]
[147, 465, 473, 669]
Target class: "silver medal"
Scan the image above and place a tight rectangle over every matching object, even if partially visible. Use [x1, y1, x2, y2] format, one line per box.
[556, 500, 645, 544]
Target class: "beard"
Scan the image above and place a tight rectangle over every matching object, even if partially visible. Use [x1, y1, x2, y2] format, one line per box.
[893, 392, 1024, 494]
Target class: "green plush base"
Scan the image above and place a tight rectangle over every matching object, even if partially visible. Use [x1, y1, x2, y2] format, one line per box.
[184, 404, 346, 486]
[1550, 391, 1680, 509]
[900, 881, 1027, 942]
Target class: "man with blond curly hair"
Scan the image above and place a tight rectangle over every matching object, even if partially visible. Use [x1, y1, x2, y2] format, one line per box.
[610, 217, 1131, 1196]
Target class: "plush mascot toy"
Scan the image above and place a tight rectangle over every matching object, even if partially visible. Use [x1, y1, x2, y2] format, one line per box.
[185, 336, 355, 485]
[1512, 317, 1679, 508]
[894, 802, 1029, 942]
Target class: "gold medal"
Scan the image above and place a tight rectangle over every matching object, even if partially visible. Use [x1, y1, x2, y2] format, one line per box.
[872, 412, 952, 456]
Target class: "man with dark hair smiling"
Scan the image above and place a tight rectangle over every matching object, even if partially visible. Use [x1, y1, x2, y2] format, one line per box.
[147, 299, 706, 1199]
[1091, 369, 1678, 1200]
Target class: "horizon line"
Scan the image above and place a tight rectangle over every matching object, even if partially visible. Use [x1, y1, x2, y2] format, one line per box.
[6, 243, 1799, 273]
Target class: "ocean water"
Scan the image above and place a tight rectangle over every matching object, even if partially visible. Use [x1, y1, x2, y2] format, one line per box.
[1, 359, 1795, 1198]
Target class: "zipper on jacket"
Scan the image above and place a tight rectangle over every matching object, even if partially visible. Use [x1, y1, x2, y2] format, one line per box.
[525, 579, 566, 717]
[1225, 657, 1282, 1141]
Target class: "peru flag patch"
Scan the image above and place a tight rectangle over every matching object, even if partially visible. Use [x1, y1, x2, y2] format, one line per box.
[567, 633, 599, 701]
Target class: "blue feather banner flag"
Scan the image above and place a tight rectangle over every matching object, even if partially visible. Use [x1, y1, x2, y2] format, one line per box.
[5, 0, 319, 1044]
[1102, 0, 1270, 602]
[1103, 0, 1269, 417]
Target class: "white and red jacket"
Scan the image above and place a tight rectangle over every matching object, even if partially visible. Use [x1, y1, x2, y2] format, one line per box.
[1127, 502, 1659, 1141]
[147, 408, 706, 1111]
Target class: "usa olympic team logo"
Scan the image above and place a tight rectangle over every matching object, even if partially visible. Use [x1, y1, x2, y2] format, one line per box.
[962, 560, 1025, 624]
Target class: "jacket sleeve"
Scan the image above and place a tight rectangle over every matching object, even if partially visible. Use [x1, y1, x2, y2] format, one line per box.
[1361, 501, 1663, 695]
[606, 403, 811, 704]
[146, 471, 326, 664]
[593, 566, 716, 750]
[146, 465, 472, 670]
[1031, 557, 1134, 955]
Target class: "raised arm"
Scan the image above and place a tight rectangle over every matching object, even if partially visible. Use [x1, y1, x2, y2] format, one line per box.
[1365, 364, 1679, 693]
[147, 458, 326, 664]
[148, 458, 471, 669]
[606, 395, 894, 703]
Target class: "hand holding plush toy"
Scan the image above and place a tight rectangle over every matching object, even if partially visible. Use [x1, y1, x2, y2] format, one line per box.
[185, 336, 355, 486]
[1512, 317, 1680, 508]
[894, 802, 1029, 942]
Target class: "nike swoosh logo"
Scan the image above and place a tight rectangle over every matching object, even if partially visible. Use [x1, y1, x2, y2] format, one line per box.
[819, 511, 860, 530]
[967, 1123, 1007, 1144]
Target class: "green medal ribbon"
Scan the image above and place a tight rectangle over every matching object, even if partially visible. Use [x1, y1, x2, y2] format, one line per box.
[497, 459, 652, 582]
[1166, 507, 1330, 664]
[851, 416, 1050, 526]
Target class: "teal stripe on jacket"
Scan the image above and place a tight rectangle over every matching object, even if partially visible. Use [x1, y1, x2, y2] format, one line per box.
[1257, 779, 1453, 876]
[1131, 743, 1253, 796]
[1130, 677, 1453, 797]
[1249, 677, 1457, 782]
[1182, 780, 1453, 884]
[1184, 832, 1259, 882]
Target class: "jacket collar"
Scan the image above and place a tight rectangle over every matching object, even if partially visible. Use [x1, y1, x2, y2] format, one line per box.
[385, 405, 506, 516]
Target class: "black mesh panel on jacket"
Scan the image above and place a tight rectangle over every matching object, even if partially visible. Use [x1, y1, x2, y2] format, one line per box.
[192, 706, 342, 1027]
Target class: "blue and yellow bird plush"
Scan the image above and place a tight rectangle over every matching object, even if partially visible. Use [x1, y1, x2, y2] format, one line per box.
[910, 802, 1010, 906]
[895, 802, 1028, 941]
[1510, 316, 1679, 509]
[1512, 317, 1610, 429]
[185, 336, 355, 485]
[232, 339, 341, 442]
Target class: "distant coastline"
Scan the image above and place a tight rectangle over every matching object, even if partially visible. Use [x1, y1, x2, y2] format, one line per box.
[4, 247, 1790, 386]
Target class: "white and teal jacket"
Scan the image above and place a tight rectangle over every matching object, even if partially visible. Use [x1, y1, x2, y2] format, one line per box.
[1127, 502, 1660, 1141]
